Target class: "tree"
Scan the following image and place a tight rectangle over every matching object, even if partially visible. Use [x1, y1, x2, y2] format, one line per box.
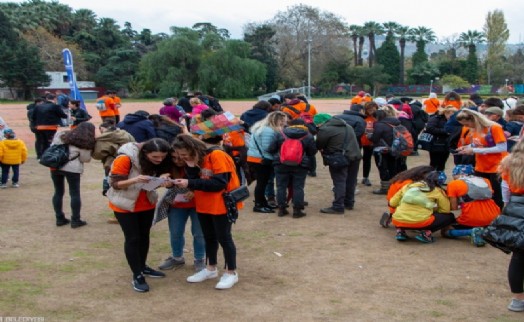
[409, 26, 436, 68]
[440, 74, 469, 90]
[243, 23, 279, 92]
[270, 4, 350, 88]
[376, 32, 400, 83]
[396, 25, 411, 84]
[347, 65, 390, 95]
[483, 9, 509, 84]
[458, 30, 485, 83]
[198, 40, 266, 98]
[362, 21, 384, 67]
[349, 25, 361, 66]
[407, 61, 439, 85]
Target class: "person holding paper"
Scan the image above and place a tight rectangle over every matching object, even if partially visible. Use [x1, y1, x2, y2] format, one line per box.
[106, 138, 172, 293]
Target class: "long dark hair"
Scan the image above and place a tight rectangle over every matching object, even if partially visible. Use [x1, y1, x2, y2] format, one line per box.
[62, 122, 96, 150]
[424, 171, 443, 191]
[391, 165, 434, 184]
[171, 134, 208, 167]
[138, 138, 172, 176]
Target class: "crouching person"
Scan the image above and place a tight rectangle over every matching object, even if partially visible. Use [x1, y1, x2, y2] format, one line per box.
[390, 171, 455, 243]
[315, 113, 362, 214]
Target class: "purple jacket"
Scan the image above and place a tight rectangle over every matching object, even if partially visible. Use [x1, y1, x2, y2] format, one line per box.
[159, 105, 184, 122]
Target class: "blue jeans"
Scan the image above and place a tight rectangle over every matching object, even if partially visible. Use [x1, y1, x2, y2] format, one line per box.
[1, 164, 19, 184]
[167, 207, 205, 260]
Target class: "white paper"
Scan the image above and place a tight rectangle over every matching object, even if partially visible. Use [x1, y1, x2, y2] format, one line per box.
[140, 176, 168, 191]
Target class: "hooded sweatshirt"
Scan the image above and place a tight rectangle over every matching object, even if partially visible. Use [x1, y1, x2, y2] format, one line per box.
[240, 108, 268, 132]
[93, 129, 136, 170]
[0, 138, 27, 165]
[117, 112, 156, 143]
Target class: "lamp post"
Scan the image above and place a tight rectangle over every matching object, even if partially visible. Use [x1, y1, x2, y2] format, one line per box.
[505, 78, 509, 92]
[429, 79, 434, 96]
[306, 38, 312, 98]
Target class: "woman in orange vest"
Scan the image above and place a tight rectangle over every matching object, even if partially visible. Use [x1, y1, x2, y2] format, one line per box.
[172, 134, 242, 289]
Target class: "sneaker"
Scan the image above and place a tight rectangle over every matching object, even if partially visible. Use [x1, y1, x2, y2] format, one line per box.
[508, 298, 524, 312]
[132, 274, 149, 293]
[194, 259, 206, 272]
[71, 220, 87, 229]
[215, 272, 239, 289]
[187, 268, 218, 283]
[361, 178, 372, 186]
[158, 256, 185, 270]
[470, 227, 486, 247]
[143, 265, 166, 278]
[320, 207, 344, 214]
[396, 230, 408, 241]
[0, 184, 6, 189]
[56, 217, 71, 227]
[11, 183, 19, 188]
[415, 230, 434, 243]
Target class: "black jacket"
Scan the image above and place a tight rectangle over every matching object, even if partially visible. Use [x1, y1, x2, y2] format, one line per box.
[240, 108, 268, 133]
[372, 117, 401, 147]
[410, 103, 428, 132]
[71, 108, 92, 126]
[31, 100, 67, 127]
[268, 125, 317, 168]
[335, 110, 366, 139]
[425, 114, 450, 151]
[483, 194, 524, 253]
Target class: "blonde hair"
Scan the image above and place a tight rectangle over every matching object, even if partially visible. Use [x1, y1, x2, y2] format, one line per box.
[456, 109, 497, 133]
[189, 97, 202, 106]
[462, 100, 477, 108]
[438, 105, 458, 116]
[251, 111, 287, 135]
[380, 105, 398, 118]
[499, 139, 524, 189]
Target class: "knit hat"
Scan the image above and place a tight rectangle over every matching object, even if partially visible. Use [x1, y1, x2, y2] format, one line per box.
[452, 164, 474, 177]
[3, 128, 15, 139]
[358, 91, 365, 97]
[313, 113, 332, 126]
[374, 97, 387, 106]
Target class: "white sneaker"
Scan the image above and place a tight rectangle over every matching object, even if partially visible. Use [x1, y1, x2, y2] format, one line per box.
[186, 268, 218, 283]
[215, 272, 238, 289]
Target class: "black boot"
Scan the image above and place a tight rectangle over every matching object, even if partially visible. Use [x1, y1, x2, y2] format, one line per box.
[71, 219, 87, 228]
[292, 207, 306, 218]
[56, 216, 70, 227]
[278, 206, 289, 217]
[253, 203, 275, 213]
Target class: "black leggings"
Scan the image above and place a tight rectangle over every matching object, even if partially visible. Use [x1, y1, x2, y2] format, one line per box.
[51, 170, 81, 221]
[362, 146, 374, 178]
[198, 213, 236, 270]
[509, 250, 524, 294]
[429, 151, 450, 172]
[115, 210, 154, 277]
[251, 162, 273, 205]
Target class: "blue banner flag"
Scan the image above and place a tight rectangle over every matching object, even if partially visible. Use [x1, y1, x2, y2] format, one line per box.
[62, 48, 86, 110]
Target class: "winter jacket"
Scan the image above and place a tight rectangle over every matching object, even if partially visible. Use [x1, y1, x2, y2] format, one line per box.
[268, 125, 317, 168]
[240, 108, 269, 133]
[505, 121, 523, 151]
[117, 113, 156, 143]
[410, 103, 428, 132]
[316, 116, 362, 161]
[483, 194, 524, 253]
[51, 131, 92, 174]
[70, 108, 92, 126]
[191, 104, 209, 116]
[372, 117, 401, 147]
[107, 142, 158, 211]
[425, 114, 450, 151]
[93, 129, 135, 170]
[335, 110, 366, 139]
[281, 100, 318, 119]
[31, 100, 67, 129]
[159, 105, 184, 122]
[0, 138, 27, 165]
[154, 123, 182, 144]
[247, 126, 278, 160]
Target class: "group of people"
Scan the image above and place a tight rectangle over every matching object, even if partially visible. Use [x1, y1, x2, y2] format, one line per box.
[3, 88, 524, 310]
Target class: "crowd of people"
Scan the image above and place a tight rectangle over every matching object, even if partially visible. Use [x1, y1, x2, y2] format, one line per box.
[1, 89, 524, 311]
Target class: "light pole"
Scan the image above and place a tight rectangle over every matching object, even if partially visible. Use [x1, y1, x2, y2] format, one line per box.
[306, 38, 312, 98]
[505, 78, 509, 92]
[429, 79, 434, 96]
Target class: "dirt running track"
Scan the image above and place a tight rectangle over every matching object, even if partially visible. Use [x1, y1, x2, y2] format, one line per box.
[0, 99, 521, 321]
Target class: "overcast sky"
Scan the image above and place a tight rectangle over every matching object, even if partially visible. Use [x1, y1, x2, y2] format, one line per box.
[11, 0, 524, 43]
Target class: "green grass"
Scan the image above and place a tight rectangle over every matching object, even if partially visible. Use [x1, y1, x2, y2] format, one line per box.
[0, 260, 20, 272]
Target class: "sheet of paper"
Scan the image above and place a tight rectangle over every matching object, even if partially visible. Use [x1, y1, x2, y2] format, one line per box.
[140, 176, 167, 191]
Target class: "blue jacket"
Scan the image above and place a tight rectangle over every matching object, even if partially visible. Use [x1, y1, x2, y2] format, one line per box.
[117, 113, 156, 143]
[248, 126, 277, 160]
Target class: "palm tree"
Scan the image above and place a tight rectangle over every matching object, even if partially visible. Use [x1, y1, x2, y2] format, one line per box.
[383, 21, 400, 39]
[396, 25, 411, 84]
[349, 25, 361, 66]
[363, 21, 384, 67]
[458, 30, 485, 54]
[408, 26, 436, 67]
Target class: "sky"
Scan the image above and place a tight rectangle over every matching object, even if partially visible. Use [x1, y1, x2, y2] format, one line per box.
[10, 0, 524, 43]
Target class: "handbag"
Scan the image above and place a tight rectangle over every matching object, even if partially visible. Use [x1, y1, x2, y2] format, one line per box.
[418, 132, 434, 151]
[322, 124, 350, 168]
[223, 168, 250, 223]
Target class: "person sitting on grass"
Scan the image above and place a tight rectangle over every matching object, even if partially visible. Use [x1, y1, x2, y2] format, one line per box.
[441, 164, 500, 247]
[390, 171, 454, 243]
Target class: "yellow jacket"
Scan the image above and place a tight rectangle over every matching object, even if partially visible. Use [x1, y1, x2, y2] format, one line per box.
[0, 139, 28, 165]
[390, 181, 450, 226]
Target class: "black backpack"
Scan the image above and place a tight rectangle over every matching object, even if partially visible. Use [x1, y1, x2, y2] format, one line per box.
[199, 95, 223, 113]
[39, 144, 78, 168]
